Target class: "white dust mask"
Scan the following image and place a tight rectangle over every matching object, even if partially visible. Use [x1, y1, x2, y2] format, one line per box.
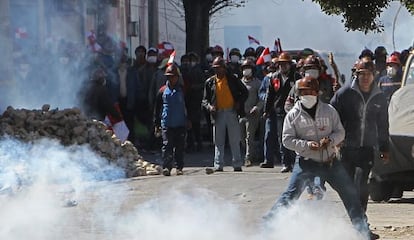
[147, 56, 157, 63]
[242, 68, 252, 77]
[305, 69, 320, 78]
[230, 55, 240, 63]
[299, 95, 318, 109]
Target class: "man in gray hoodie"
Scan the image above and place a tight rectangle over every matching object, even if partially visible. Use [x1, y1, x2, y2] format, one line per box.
[264, 76, 370, 239]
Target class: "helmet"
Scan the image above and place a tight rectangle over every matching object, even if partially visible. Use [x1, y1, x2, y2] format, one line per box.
[229, 48, 241, 57]
[212, 45, 224, 54]
[359, 48, 374, 60]
[164, 64, 179, 76]
[212, 56, 226, 68]
[386, 55, 401, 66]
[244, 47, 256, 58]
[303, 55, 321, 69]
[277, 52, 292, 62]
[374, 46, 387, 56]
[355, 60, 375, 73]
[241, 59, 255, 69]
[297, 76, 319, 91]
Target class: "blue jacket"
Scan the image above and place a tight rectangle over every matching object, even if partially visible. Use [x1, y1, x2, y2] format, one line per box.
[154, 83, 187, 128]
[330, 79, 389, 152]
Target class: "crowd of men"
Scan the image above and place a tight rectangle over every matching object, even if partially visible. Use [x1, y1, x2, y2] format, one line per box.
[81, 42, 411, 239]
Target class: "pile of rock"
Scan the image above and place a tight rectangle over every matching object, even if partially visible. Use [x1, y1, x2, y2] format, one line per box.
[0, 105, 161, 177]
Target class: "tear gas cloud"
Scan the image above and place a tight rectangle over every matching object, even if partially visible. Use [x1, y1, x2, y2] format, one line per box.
[0, 1, 124, 113]
[0, 138, 363, 240]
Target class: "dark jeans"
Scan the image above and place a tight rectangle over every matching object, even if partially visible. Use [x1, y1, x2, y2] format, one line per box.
[267, 156, 369, 236]
[263, 113, 280, 165]
[340, 146, 374, 213]
[276, 113, 295, 167]
[162, 127, 186, 170]
[186, 119, 202, 149]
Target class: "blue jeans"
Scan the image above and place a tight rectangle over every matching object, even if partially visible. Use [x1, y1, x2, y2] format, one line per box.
[263, 113, 280, 165]
[267, 156, 369, 237]
[213, 109, 242, 169]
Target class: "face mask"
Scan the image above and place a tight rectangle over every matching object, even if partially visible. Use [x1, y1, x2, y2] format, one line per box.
[190, 61, 197, 67]
[386, 66, 397, 77]
[230, 55, 240, 63]
[206, 54, 213, 62]
[147, 56, 157, 63]
[242, 68, 252, 77]
[305, 69, 320, 78]
[299, 95, 318, 109]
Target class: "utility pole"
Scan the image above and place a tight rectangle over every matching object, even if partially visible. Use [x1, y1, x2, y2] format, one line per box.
[0, 0, 12, 83]
[148, 0, 158, 47]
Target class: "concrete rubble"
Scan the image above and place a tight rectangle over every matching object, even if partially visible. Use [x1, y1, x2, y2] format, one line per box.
[0, 105, 161, 177]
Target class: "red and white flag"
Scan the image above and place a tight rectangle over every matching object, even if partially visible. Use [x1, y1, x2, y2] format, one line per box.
[87, 30, 102, 52]
[15, 27, 28, 39]
[167, 50, 176, 66]
[256, 47, 271, 65]
[158, 41, 174, 58]
[248, 35, 260, 45]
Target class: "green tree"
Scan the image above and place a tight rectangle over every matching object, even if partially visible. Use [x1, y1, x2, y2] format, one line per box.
[309, 0, 414, 33]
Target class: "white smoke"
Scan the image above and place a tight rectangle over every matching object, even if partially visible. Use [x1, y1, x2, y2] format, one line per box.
[0, 137, 366, 240]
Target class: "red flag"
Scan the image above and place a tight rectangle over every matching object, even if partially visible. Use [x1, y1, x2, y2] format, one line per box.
[15, 27, 28, 39]
[248, 35, 260, 45]
[256, 47, 271, 65]
[167, 50, 176, 66]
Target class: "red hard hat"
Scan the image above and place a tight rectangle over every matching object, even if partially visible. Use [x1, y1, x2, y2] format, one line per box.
[164, 64, 179, 76]
[303, 55, 321, 69]
[386, 55, 401, 66]
[212, 45, 224, 54]
[297, 76, 319, 91]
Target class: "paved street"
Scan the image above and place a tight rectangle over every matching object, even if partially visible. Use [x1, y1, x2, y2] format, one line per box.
[1, 143, 414, 240]
[43, 147, 414, 240]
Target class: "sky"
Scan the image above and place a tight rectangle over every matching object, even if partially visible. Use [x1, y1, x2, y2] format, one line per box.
[210, 0, 414, 75]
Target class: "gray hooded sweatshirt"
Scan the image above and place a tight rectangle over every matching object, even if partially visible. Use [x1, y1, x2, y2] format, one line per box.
[282, 100, 345, 163]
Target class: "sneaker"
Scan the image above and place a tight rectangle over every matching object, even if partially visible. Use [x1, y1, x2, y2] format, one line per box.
[176, 169, 183, 176]
[280, 166, 292, 173]
[245, 159, 252, 167]
[260, 162, 274, 168]
[162, 168, 171, 176]
[234, 167, 243, 172]
[205, 167, 223, 175]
